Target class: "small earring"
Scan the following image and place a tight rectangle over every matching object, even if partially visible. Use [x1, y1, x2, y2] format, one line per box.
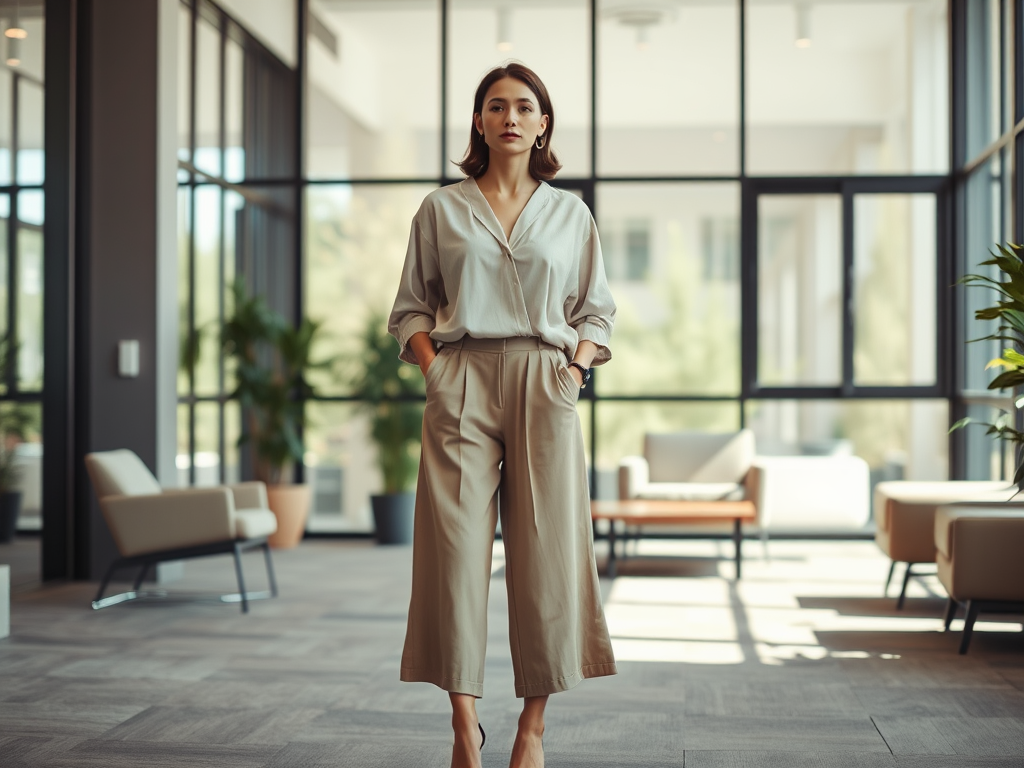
[535, 135, 546, 149]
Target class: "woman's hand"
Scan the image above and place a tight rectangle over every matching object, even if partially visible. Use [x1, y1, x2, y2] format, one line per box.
[409, 332, 437, 379]
[568, 365, 583, 388]
[420, 353, 437, 379]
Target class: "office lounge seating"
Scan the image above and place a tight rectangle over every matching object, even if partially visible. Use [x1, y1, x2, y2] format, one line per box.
[619, 431, 871, 549]
[874, 481, 1014, 608]
[85, 450, 279, 613]
[935, 503, 1024, 654]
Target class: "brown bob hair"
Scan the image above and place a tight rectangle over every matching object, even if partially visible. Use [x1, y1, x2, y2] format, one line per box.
[456, 62, 562, 181]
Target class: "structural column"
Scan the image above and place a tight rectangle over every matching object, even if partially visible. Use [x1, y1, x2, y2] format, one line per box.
[44, 0, 179, 580]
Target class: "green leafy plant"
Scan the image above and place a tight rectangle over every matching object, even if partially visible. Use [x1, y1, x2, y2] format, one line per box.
[953, 242, 1024, 487]
[222, 281, 335, 485]
[0, 334, 38, 493]
[351, 314, 424, 494]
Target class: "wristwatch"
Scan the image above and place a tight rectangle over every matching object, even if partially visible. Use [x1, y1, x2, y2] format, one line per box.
[567, 361, 592, 388]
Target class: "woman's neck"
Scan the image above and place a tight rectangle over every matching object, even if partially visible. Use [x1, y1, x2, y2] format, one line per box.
[477, 151, 537, 196]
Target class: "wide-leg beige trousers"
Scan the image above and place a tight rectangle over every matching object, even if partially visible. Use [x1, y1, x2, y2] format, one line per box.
[400, 336, 617, 698]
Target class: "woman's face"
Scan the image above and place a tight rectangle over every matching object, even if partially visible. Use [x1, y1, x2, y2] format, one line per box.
[473, 77, 549, 158]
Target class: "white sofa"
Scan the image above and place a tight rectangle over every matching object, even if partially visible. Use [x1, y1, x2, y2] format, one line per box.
[618, 431, 871, 540]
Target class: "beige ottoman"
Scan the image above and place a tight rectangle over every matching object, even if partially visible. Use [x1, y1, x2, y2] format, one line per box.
[935, 503, 1024, 654]
[874, 481, 1013, 608]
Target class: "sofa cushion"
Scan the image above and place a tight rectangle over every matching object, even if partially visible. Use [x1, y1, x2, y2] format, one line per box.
[234, 508, 278, 540]
[636, 482, 745, 502]
[645, 431, 754, 484]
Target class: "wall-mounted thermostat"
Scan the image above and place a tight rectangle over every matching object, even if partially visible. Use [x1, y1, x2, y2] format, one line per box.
[118, 340, 140, 378]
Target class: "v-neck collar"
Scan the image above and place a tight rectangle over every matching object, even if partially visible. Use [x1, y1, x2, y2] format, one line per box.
[462, 176, 550, 251]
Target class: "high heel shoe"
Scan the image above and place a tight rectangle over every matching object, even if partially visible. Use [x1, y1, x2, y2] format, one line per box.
[479, 723, 486, 750]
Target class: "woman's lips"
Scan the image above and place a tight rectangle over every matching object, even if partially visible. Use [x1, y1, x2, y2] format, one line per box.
[501, 133, 520, 139]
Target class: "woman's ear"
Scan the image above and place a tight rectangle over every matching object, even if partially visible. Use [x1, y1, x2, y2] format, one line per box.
[540, 114, 549, 135]
[473, 113, 484, 136]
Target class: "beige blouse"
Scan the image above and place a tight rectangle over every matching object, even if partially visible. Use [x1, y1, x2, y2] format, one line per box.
[388, 177, 616, 367]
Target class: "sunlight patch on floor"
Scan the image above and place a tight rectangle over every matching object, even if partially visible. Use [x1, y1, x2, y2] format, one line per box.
[600, 540, 1022, 665]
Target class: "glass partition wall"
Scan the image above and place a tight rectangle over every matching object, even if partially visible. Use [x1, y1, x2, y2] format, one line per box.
[0, 1, 44, 531]
[175, 0, 1014, 533]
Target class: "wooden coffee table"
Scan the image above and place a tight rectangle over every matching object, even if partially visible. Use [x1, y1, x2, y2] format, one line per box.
[591, 499, 757, 579]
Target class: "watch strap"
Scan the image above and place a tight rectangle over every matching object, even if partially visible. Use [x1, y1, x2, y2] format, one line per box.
[567, 361, 592, 388]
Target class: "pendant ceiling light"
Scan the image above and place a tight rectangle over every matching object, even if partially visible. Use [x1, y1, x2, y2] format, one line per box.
[496, 7, 513, 52]
[795, 3, 812, 48]
[5, 1, 25, 67]
[603, 4, 675, 52]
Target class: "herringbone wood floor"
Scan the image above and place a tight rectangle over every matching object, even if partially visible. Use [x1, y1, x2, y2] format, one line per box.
[2, 537, 1024, 767]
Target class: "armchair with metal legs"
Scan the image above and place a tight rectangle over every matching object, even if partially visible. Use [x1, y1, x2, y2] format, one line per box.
[85, 450, 280, 613]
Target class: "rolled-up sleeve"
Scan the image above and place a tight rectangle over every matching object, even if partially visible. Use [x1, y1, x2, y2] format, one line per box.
[566, 219, 616, 366]
[388, 216, 441, 365]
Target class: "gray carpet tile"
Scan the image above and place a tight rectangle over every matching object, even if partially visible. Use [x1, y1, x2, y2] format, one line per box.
[874, 715, 1024, 757]
[934, 716, 1024, 757]
[895, 758, 1024, 768]
[266, 741, 452, 768]
[681, 680, 864, 717]
[684, 751, 898, 767]
[682, 715, 891, 752]
[0, 702, 150, 739]
[294, 709, 456, 747]
[95, 705, 326, 746]
[33, 740, 282, 768]
[541, 709, 685, 760]
[853, 687, 973, 718]
[870, 716, 958, 755]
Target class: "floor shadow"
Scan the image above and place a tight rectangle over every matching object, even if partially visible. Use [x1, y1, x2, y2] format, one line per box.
[798, 595, 949, 618]
[601, 555, 721, 578]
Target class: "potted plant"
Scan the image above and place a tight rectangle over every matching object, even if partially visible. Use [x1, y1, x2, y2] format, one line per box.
[0, 335, 36, 543]
[352, 314, 424, 544]
[954, 242, 1024, 490]
[222, 282, 335, 547]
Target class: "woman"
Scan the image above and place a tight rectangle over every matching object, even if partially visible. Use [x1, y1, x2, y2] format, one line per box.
[388, 62, 617, 768]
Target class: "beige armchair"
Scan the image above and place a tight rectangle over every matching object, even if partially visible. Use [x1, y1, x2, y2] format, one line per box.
[935, 503, 1024, 654]
[85, 450, 279, 612]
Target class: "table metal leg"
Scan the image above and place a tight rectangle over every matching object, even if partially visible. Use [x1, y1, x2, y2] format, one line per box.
[733, 518, 742, 580]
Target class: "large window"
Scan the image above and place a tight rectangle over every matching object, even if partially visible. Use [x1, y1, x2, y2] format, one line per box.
[177, 0, 299, 488]
[1, 1, 44, 531]
[180, 1, 1024, 534]
[953, 0, 1019, 482]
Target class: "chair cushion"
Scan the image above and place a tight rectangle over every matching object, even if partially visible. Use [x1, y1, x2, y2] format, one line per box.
[645, 430, 755, 484]
[935, 504, 1024, 601]
[85, 450, 163, 498]
[636, 482, 745, 501]
[234, 508, 278, 540]
[874, 481, 1013, 531]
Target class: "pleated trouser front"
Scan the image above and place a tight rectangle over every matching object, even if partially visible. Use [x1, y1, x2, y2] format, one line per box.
[399, 336, 617, 698]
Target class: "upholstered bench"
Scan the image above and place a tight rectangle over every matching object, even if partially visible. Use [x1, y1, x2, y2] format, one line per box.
[874, 481, 1014, 607]
[935, 503, 1024, 653]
